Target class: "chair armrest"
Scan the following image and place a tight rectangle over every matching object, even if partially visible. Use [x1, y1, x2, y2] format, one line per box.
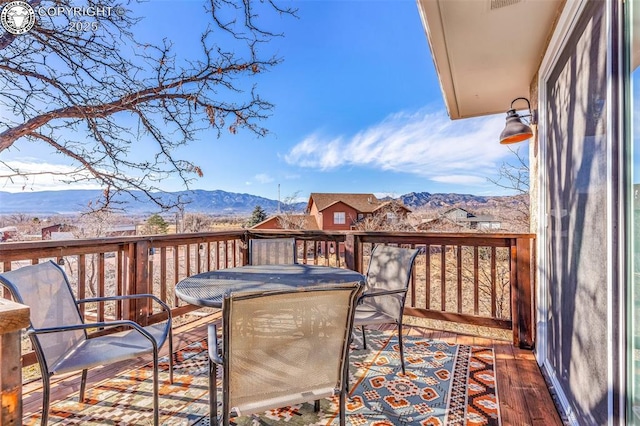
[207, 324, 223, 365]
[28, 320, 158, 349]
[77, 294, 172, 319]
[359, 288, 407, 298]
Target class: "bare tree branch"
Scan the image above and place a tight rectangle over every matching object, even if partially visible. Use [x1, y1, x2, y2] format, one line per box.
[0, 0, 296, 211]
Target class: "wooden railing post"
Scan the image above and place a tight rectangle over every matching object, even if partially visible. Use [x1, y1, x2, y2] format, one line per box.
[241, 232, 250, 266]
[511, 237, 534, 349]
[0, 299, 29, 426]
[129, 240, 150, 325]
[344, 234, 362, 273]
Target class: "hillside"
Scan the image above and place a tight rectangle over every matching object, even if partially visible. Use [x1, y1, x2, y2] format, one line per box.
[0, 189, 525, 216]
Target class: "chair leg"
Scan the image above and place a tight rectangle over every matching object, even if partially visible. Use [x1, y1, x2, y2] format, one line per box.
[398, 322, 405, 375]
[361, 325, 367, 349]
[209, 360, 218, 425]
[314, 400, 320, 412]
[79, 369, 88, 401]
[153, 350, 159, 426]
[168, 328, 174, 384]
[339, 383, 346, 426]
[41, 374, 51, 426]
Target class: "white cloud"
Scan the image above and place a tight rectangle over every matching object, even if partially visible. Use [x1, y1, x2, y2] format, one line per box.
[431, 175, 487, 185]
[284, 108, 509, 186]
[254, 173, 274, 184]
[0, 160, 102, 192]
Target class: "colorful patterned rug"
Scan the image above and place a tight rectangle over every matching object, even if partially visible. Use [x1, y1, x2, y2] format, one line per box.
[23, 330, 500, 425]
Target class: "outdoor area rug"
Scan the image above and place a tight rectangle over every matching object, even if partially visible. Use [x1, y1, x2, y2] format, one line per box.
[23, 330, 500, 425]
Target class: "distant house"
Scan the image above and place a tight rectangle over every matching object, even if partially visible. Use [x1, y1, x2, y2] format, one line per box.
[41, 224, 77, 240]
[0, 226, 17, 242]
[442, 208, 471, 221]
[105, 224, 137, 237]
[442, 208, 501, 230]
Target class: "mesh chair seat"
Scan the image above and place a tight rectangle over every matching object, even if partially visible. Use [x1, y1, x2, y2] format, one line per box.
[353, 305, 397, 326]
[51, 322, 170, 375]
[237, 387, 337, 415]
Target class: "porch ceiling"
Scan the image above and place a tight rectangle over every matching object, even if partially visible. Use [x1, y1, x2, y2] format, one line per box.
[417, 0, 563, 119]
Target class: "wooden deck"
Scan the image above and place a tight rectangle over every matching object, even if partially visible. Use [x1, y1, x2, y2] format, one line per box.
[21, 313, 564, 425]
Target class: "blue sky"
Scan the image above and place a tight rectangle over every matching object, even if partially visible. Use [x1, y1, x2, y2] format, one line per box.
[0, 0, 525, 202]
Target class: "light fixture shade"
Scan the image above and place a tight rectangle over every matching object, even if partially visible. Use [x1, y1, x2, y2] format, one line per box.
[499, 109, 533, 144]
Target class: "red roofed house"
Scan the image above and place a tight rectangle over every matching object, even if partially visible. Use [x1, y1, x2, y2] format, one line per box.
[306, 193, 410, 231]
[251, 193, 411, 231]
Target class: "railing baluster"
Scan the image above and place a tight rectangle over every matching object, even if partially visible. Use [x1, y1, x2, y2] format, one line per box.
[78, 254, 86, 319]
[440, 245, 446, 311]
[186, 243, 192, 277]
[160, 247, 167, 306]
[98, 253, 105, 321]
[117, 249, 124, 320]
[425, 245, 431, 310]
[457, 245, 462, 314]
[173, 246, 180, 307]
[491, 246, 497, 318]
[474, 246, 479, 316]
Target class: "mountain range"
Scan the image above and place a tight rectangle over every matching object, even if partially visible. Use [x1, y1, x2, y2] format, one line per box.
[0, 189, 525, 216]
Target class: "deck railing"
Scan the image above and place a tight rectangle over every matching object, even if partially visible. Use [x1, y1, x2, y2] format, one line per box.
[0, 229, 535, 368]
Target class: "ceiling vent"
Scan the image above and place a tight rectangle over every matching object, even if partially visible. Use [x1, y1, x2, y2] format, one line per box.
[490, 0, 521, 10]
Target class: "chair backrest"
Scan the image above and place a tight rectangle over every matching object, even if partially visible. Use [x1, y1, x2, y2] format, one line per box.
[248, 237, 296, 265]
[364, 245, 420, 318]
[221, 283, 361, 416]
[0, 261, 86, 371]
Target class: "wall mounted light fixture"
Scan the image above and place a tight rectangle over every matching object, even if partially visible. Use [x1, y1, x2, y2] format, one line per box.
[499, 97, 536, 144]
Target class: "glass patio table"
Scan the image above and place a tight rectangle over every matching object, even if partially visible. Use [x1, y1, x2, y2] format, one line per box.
[175, 264, 366, 308]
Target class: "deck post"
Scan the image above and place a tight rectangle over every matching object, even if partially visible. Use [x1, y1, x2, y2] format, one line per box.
[241, 232, 250, 266]
[511, 237, 534, 349]
[133, 240, 151, 326]
[344, 234, 362, 273]
[0, 298, 29, 426]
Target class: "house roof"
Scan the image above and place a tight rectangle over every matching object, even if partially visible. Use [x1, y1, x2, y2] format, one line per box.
[251, 214, 320, 231]
[373, 200, 412, 213]
[308, 193, 381, 214]
[416, 0, 563, 119]
[443, 207, 469, 215]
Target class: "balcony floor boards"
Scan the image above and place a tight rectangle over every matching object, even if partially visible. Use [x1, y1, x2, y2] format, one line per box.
[21, 313, 564, 425]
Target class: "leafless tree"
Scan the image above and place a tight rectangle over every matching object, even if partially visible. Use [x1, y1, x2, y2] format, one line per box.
[0, 0, 295, 210]
[487, 146, 530, 229]
[182, 212, 213, 233]
[276, 191, 307, 229]
[354, 202, 414, 232]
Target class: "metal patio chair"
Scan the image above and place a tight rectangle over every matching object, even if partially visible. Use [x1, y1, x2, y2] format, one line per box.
[0, 261, 173, 426]
[207, 282, 362, 426]
[248, 237, 297, 265]
[354, 244, 420, 374]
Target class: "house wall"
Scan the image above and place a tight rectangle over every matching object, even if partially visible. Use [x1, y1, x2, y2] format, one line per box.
[319, 202, 358, 231]
[308, 202, 322, 229]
